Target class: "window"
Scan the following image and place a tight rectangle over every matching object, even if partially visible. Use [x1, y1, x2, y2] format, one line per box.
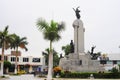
[32, 58, 40, 62]
[107, 61, 112, 64]
[117, 61, 120, 64]
[113, 60, 117, 64]
[0, 56, 8, 61]
[4, 56, 7, 61]
[100, 60, 107, 64]
[11, 57, 16, 62]
[17, 58, 19, 62]
[23, 58, 29, 62]
[11, 57, 19, 62]
[0, 55, 1, 60]
[79, 60, 82, 65]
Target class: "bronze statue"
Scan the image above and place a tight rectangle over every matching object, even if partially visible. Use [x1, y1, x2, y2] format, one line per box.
[73, 6, 81, 19]
[91, 46, 96, 55]
[60, 53, 63, 58]
[70, 40, 74, 53]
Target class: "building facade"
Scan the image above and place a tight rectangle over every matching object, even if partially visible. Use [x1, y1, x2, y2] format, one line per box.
[99, 53, 120, 71]
[0, 51, 45, 73]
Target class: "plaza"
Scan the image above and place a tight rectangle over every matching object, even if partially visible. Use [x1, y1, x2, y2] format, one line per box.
[0, 0, 120, 80]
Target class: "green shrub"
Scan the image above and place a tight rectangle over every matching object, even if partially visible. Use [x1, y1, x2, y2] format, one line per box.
[111, 67, 119, 73]
[60, 71, 120, 79]
[61, 72, 91, 78]
[1, 75, 5, 78]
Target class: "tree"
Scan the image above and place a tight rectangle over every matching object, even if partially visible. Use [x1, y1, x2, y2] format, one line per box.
[36, 18, 65, 80]
[0, 26, 13, 76]
[62, 44, 71, 55]
[4, 61, 11, 74]
[111, 67, 119, 73]
[53, 50, 60, 67]
[42, 48, 50, 66]
[10, 34, 28, 74]
[42, 48, 60, 67]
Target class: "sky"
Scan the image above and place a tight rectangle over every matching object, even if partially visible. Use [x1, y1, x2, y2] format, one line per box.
[0, 0, 120, 56]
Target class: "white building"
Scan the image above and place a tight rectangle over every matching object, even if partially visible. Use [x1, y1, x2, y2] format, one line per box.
[0, 51, 45, 73]
[99, 53, 120, 71]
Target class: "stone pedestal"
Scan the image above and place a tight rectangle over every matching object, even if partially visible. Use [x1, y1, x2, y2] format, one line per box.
[59, 53, 104, 72]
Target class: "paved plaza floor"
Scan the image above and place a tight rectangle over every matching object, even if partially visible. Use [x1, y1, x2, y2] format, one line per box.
[0, 74, 120, 80]
[1, 74, 40, 80]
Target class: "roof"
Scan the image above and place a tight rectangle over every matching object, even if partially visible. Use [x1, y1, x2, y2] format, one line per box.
[107, 54, 120, 60]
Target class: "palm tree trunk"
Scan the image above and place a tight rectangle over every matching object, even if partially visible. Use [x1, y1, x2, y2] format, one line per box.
[14, 47, 18, 74]
[47, 41, 53, 80]
[0, 42, 5, 76]
[0, 62, 4, 76]
[6, 68, 9, 74]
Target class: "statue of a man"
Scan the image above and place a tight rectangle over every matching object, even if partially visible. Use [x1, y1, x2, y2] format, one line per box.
[73, 7, 81, 19]
[70, 40, 74, 53]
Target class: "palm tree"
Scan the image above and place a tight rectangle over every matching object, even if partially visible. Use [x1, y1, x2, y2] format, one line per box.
[42, 48, 60, 67]
[36, 18, 65, 80]
[0, 26, 13, 76]
[42, 48, 49, 66]
[10, 34, 28, 74]
[53, 50, 60, 67]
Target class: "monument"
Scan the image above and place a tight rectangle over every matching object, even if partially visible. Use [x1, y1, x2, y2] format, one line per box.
[59, 7, 104, 72]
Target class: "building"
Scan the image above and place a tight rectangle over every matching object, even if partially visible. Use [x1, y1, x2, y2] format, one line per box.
[0, 51, 45, 73]
[99, 53, 120, 71]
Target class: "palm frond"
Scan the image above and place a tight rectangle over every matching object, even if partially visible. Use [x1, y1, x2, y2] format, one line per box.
[42, 51, 48, 55]
[36, 18, 49, 31]
[24, 47, 28, 51]
[57, 22, 65, 32]
[10, 33, 28, 51]
[53, 34, 61, 42]
[45, 48, 50, 53]
[50, 20, 57, 29]
[36, 18, 65, 46]
[4, 25, 9, 32]
[19, 37, 27, 42]
[3, 26, 9, 36]
[62, 46, 66, 50]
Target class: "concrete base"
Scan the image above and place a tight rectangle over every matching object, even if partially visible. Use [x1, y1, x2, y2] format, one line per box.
[59, 53, 104, 72]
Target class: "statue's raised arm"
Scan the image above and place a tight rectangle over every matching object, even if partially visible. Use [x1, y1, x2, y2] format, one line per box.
[73, 7, 81, 19]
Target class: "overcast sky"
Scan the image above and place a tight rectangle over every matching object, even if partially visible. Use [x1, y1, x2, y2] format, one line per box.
[0, 0, 120, 56]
